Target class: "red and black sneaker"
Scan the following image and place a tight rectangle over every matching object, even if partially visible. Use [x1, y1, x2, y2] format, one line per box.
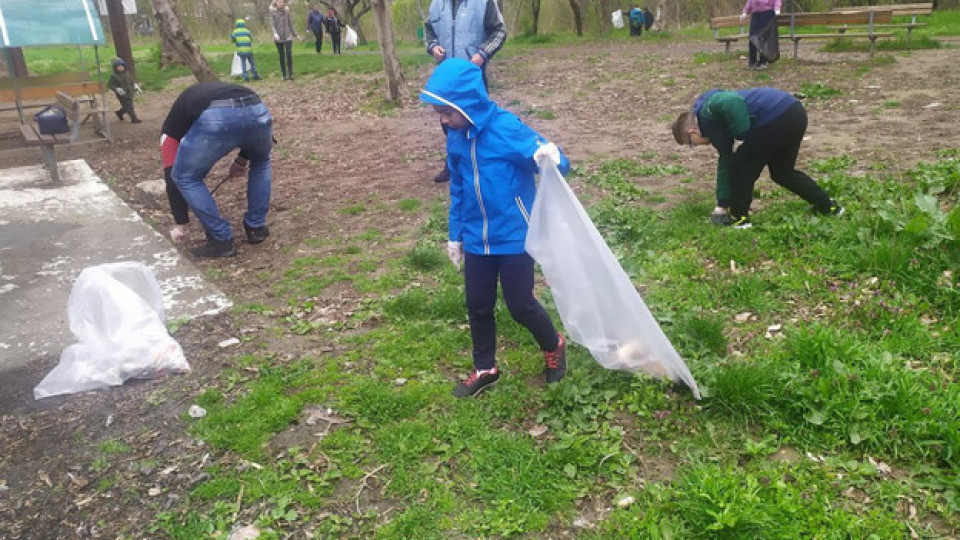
[544, 333, 567, 384]
[452, 366, 500, 398]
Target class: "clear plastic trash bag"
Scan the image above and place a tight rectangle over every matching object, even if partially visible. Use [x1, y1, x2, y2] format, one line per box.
[34, 262, 189, 399]
[231, 53, 243, 77]
[525, 162, 701, 399]
[345, 26, 358, 49]
[611, 10, 625, 29]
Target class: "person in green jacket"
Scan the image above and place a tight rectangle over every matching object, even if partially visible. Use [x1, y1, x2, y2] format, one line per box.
[107, 58, 141, 123]
[673, 87, 843, 229]
[231, 19, 261, 82]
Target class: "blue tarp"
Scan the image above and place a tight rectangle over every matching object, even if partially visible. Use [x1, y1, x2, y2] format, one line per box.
[0, 0, 105, 47]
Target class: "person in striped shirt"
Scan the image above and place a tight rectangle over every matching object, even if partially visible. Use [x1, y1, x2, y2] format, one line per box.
[230, 19, 261, 82]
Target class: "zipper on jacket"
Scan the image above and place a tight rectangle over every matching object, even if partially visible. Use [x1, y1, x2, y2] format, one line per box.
[471, 139, 490, 254]
[449, 0, 456, 61]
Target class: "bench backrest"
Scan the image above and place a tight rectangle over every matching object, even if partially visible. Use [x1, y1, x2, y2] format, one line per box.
[710, 15, 746, 30]
[0, 80, 104, 102]
[712, 9, 895, 30]
[779, 9, 894, 27]
[831, 3, 933, 16]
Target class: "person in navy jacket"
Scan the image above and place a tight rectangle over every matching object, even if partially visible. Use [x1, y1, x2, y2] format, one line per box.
[672, 87, 843, 228]
[421, 58, 569, 398]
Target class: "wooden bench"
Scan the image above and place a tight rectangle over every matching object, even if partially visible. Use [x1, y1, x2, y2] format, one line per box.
[20, 121, 71, 184]
[782, 10, 894, 58]
[711, 9, 895, 59]
[56, 90, 109, 141]
[830, 3, 932, 44]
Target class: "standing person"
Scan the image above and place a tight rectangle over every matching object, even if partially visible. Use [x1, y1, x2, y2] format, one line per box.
[108, 58, 141, 123]
[628, 5, 645, 36]
[324, 9, 344, 54]
[671, 87, 844, 229]
[741, 0, 781, 69]
[306, 4, 325, 53]
[424, 0, 507, 184]
[421, 59, 569, 398]
[160, 82, 274, 258]
[643, 7, 654, 31]
[269, 0, 299, 80]
[231, 18, 261, 82]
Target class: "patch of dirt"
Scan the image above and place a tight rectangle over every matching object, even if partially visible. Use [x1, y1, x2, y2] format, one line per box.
[2, 38, 959, 538]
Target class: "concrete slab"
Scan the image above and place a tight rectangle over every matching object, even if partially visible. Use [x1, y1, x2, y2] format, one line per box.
[0, 160, 231, 374]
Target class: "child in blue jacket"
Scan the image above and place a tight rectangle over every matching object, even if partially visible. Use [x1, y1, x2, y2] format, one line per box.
[421, 58, 571, 398]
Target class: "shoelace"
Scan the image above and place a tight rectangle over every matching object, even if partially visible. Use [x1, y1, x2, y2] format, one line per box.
[544, 350, 561, 369]
[465, 368, 496, 385]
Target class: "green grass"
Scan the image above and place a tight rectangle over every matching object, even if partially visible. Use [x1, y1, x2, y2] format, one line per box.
[152, 149, 960, 538]
[21, 41, 435, 91]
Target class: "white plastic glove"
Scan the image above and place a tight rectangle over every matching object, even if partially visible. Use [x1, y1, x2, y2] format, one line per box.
[446, 241, 463, 270]
[115, 88, 126, 96]
[774, 9, 780, 15]
[533, 142, 561, 167]
[134, 83, 142, 94]
[170, 224, 189, 243]
[740, 13, 747, 22]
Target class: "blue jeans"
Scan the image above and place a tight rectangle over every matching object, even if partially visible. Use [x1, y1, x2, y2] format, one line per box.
[172, 103, 273, 241]
[238, 53, 259, 81]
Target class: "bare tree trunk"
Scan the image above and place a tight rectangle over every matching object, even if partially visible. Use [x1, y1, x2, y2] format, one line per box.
[107, 0, 136, 78]
[567, 0, 583, 36]
[150, 0, 218, 82]
[370, 0, 406, 103]
[531, 0, 541, 34]
[159, 27, 180, 69]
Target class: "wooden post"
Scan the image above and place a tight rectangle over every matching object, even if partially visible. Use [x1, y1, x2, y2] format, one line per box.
[106, 0, 136, 78]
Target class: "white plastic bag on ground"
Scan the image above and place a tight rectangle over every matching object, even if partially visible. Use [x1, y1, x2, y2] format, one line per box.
[611, 10, 625, 29]
[231, 52, 243, 77]
[34, 262, 189, 399]
[345, 26, 358, 49]
[525, 162, 701, 399]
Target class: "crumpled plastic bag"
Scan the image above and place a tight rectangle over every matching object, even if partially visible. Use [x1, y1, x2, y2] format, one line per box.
[611, 10, 625, 29]
[525, 162, 701, 399]
[231, 52, 243, 77]
[34, 262, 189, 399]
[345, 26, 358, 49]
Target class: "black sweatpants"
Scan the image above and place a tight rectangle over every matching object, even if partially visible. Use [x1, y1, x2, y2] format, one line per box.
[330, 32, 341, 54]
[314, 33, 323, 53]
[117, 95, 138, 120]
[163, 167, 190, 225]
[729, 102, 833, 218]
[464, 253, 559, 371]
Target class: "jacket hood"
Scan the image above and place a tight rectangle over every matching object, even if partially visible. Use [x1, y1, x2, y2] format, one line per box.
[235, 19, 246, 28]
[693, 88, 722, 115]
[111, 58, 127, 70]
[420, 59, 496, 133]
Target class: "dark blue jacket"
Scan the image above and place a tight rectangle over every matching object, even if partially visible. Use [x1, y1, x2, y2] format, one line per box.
[307, 10, 325, 34]
[421, 59, 570, 255]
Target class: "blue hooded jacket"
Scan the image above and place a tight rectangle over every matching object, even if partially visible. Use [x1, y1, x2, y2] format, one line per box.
[421, 59, 570, 256]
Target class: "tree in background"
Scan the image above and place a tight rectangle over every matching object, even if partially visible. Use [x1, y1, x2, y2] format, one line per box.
[567, 0, 583, 35]
[370, 0, 405, 102]
[151, 0, 218, 82]
[531, 0, 542, 34]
